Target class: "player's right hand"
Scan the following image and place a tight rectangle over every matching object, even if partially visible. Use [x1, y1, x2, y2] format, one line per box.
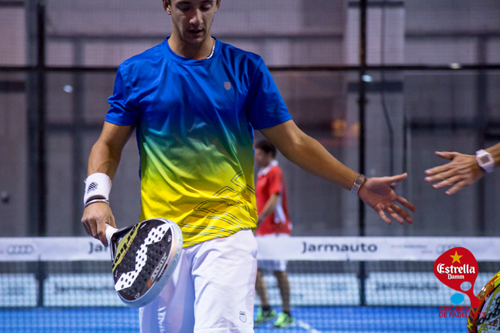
[81, 203, 116, 247]
[424, 151, 484, 195]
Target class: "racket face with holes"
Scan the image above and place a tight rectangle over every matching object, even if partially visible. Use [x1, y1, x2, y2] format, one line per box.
[109, 218, 183, 308]
[467, 271, 500, 333]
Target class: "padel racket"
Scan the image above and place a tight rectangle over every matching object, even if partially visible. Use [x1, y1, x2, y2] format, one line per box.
[105, 218, 183, 308]
[468, 271, 500, 333]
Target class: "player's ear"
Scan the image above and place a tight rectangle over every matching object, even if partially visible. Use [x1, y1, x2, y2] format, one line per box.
[163, 0, 171, 15]
[215, 0, 221, 12]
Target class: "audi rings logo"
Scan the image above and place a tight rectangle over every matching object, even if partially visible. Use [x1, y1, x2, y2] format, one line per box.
[436, 244, 461, 255]
[7, 244, 35, 255]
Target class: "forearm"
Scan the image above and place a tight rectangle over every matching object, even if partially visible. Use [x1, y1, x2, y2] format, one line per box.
[283, 134, 358, 190]
[87, 122, 134, 178]
[261, 121, 359, 191]
[485, 143, 500, 168]
[87, 140, 122, 179]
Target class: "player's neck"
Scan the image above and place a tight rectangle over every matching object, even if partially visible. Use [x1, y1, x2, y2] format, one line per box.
[262, 159, 277, 168]
[168, 34, 215, 60]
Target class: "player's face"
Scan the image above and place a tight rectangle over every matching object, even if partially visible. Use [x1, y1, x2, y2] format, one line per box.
[165, 0, 220, 46]
[254, 148, 273, 168]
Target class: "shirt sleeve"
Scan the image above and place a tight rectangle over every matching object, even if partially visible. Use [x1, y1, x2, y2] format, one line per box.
[245, 58, 292, 130]
[105, 65, 140, 126]
[267, 167, 283, 195]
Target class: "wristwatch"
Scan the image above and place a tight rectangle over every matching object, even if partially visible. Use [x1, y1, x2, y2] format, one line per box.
[351, 174, 366, 194]
[476, 149, 495, 173]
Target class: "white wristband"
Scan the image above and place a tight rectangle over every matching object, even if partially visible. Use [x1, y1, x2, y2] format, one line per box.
[84, 173, 112, 205]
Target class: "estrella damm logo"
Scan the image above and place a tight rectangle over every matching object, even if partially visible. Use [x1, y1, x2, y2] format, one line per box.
[433, 247, 479, 308]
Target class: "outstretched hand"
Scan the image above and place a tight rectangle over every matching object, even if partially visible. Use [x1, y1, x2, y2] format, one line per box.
[358, 173, 416, 225]
[424, 151, 484, 195]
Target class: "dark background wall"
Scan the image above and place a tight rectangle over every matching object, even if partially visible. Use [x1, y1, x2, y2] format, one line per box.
[1, 0, 500, 237]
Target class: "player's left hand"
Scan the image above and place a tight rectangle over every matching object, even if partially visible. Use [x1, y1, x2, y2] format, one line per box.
[358, 173, 416, 225]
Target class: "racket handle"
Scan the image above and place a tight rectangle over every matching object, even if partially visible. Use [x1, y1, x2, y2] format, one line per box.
[105, 225, 118, 246]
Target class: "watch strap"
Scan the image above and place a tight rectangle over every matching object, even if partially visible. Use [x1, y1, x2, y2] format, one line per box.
[351, 174, 366, 195]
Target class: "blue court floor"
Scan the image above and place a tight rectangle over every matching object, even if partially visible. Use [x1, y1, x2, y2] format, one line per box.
[0, 306, 468, 333]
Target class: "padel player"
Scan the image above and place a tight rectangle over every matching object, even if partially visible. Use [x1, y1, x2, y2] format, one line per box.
[254, 139, 294, 328]
[81, 1, 416, 332]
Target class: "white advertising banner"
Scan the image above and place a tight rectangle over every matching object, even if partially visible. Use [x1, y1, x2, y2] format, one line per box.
[256, 236, 500, 261]
[0, 237, 110, 262]
[1, 236, 499, 262]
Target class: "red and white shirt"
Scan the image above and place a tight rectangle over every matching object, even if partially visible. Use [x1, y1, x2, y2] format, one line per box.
[256, 160, 292, 236]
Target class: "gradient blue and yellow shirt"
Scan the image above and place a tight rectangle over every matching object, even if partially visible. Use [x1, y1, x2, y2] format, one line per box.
[105, 38, 292, 247]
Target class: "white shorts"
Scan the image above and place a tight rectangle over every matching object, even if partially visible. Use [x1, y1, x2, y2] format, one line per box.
[139, 229, 258, 333]
[257, 260, 287, 272]
[256, 234, 289, 272]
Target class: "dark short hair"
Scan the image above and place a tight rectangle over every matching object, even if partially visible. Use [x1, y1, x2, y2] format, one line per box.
[255, 139, 277, 158]
[164, 0, 220, 5]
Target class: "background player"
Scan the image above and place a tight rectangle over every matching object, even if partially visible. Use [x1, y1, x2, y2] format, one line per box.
[254, 139, 294, 328]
